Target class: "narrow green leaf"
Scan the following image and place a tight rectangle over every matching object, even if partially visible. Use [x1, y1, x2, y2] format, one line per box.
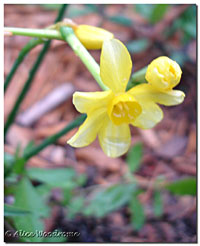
[61, 187, 72, 206]
[36, 184, 52, 200]
[4, 204, 31, 217]
[5, 173, 19, 187]
[150, 4, 169, 24]
[85, 4, 99, 12]
[135, 4, 154, 19]
[13, 177, 49, 242]
[23, 141, 35, 156]
[153, 190, 163, 217]
[129, 193, 145, 231]
[67, 196, 85, 219]
[84, 183, 136, 217]
[181, 5, 196, 39]
[126, 142, 143, 173]
[4, 153, 15, 166]
[27, 167, 76, 188]
[11, 144, 27, 175]
[164, 5, 196, 43]
[68, 5, 96, 18]
[13, 158, 26, 175]
[165, 177, 196, 196]
[126, 39, 149, 54]
[4, 153, 15, 176]
[170, 51, 187, 67]
[183, 22, 196, 38]
[135, 4, 168, 24]
[75, 173, 87, 187]
[109, 15, 132, 26]
[41, 4, 61, 10]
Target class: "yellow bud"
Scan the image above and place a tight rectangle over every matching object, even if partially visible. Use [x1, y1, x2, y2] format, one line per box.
[145, 56, 182, 91]
[74, 25, 114, 50]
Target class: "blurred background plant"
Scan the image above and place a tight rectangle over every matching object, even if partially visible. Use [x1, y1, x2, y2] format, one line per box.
[4, 4, 196, 243]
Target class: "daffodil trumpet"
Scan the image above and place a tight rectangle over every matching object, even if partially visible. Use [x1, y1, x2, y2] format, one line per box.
[68, 39, 185, 158]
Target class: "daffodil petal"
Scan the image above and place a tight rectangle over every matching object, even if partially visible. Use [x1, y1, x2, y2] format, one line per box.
[73, 90, 113, 113]
[98, 116, 131, 157]
[131, 101, 163, 129]
[68, 108, 106, 147]
[129, 83, 185, 106]
[100, 39, 132, 93]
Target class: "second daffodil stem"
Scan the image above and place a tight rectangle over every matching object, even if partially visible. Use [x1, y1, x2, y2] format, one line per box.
[60, 26, 109, 91]
[4, 27, 63, 40]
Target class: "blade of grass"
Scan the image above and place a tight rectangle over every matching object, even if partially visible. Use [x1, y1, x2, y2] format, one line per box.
[4, 4, 67, 137]
[4, 38, 43, 92]
[4, 41, 51, 136]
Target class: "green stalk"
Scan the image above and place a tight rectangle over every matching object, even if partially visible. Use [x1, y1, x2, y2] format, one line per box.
[4, 27, 63, 40]
[23, 114, 86, 160]
[4, 38, 44, 92]
[126, 66, 147, 91]
[60, 26, 109, 91]
[4, 4, 67, 137]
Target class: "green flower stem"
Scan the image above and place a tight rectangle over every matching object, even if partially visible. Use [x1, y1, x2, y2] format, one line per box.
[4, 38, 44, 92]
[126, 66, 147, 91]
[23, 114, 86, 161]
[60, 26, 109, 91]
[4, 27, 63, 40]
[4, 4, 67, 138]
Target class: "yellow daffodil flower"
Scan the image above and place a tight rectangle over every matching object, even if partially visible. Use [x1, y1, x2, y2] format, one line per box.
[68, 39, 185, 157]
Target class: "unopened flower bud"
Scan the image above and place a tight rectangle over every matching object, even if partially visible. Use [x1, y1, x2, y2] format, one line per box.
[74, 25, 114, 50]
[145, 56, 182, 91]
